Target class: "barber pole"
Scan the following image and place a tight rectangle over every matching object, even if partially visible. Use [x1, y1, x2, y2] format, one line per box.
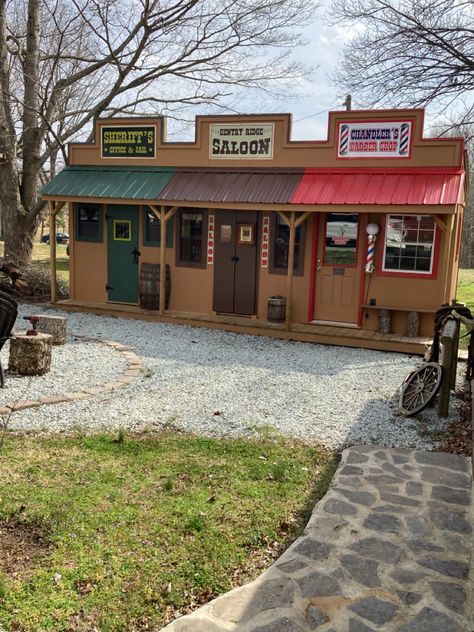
[399, 123, 410, 155]
[365, 233, 376, 273]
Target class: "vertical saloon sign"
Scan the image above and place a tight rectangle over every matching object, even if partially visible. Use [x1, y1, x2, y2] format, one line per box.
[101, 126, 156, 158]
[337, 120, 413, 159]
[210, 123, 274, 159]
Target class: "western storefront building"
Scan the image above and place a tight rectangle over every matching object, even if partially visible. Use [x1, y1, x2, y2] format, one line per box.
[41, 109, 466, 353]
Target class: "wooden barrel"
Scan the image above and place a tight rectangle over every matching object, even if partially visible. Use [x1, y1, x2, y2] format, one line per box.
[139, 263, 171, 310]
[267, 296, 286, 323]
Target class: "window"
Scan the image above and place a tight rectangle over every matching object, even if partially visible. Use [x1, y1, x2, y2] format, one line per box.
[270, 215, 305, 275]
[143, 210, 173, 247]
[324, 213, 358, 266]
[114, 220, 131, 241]
[382, 215, 436, 274]
[76, 203, 102, 242]
[177, 210, 206, 267]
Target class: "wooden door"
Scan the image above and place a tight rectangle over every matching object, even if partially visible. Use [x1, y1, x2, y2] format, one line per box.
[313, 212, 362, 325]
[213, 211, 258, 315]
[107, 205, 139, 303]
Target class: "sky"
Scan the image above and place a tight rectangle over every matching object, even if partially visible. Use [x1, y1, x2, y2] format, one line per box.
[192, 4, 456, 144]
[270, 17, 354, 141]
[169, 5, 359, 142]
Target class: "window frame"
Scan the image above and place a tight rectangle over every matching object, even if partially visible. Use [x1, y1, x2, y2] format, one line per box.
[75, 202, 103, 243]
[378, 214, 440, 279]
[269, 213, 306, 276]
[142, 208, 174, 248]
[322, 212, 360, 269]
[176, 208, 208, 268]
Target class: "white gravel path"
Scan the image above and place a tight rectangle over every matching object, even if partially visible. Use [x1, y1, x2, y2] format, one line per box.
[2, 304, 461, 450]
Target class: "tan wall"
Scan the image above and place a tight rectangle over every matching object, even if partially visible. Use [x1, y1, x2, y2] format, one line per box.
[256, 214, 313, 322]
[71, 241, 107, 303]
[71, 206, 313, 320]
[70, 204, 456, 338]
[68, 109, 464, 170]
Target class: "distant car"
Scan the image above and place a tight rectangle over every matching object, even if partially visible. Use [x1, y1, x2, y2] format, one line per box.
[41, 232, 69, 244]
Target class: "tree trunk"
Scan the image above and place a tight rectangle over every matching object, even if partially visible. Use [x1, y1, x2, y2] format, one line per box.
[3, 206, 38, 266]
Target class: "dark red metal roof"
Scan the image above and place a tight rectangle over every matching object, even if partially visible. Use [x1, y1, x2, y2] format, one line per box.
[159, 168, 303, 204]
[291, 168, 464, 206]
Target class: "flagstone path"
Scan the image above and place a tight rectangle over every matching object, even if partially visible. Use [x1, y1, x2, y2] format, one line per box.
[161, 446, 473, 632]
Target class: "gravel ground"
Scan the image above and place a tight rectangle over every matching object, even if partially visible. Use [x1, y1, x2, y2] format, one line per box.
[2, 304, 462, 450]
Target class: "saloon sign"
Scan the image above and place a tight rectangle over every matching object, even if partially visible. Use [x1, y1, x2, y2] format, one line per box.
[101, 126, 156, 158]
[337, 120, 412, 159]
[210, 123, 274, 159]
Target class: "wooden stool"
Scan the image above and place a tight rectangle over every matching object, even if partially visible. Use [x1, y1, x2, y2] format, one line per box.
[33, 314, 67, 345]
[9, 333, 53, 376]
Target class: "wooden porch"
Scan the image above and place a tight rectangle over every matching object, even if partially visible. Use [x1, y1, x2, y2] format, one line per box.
[54, 299, 431, 355]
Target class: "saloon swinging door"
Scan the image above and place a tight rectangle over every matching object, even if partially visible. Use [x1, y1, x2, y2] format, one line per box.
[312, 212, 365, 326]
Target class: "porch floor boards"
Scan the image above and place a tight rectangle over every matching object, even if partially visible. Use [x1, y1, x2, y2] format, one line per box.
[55, 299, 431, 355]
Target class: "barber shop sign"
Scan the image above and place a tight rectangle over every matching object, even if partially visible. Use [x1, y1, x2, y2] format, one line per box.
[337, 120, 413, 159]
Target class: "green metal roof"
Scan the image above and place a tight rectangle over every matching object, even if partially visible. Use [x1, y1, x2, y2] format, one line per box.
[41, 166, 176, 200]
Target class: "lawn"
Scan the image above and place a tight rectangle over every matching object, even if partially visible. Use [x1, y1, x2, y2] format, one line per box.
[31, 243, 69, 284]
[0, 433, 338, 632]
[456, 269, 474, 347]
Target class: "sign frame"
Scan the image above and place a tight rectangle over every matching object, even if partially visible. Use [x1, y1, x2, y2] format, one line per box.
[209, 122, 274, 160]
[101, 125, 157, 159]
[336, 119, 414, 160]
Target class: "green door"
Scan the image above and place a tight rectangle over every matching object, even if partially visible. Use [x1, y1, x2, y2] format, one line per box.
[107, 205, 139, 303]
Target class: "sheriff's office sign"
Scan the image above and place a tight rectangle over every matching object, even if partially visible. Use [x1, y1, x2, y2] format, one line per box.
[210, 123, 274, 159]
[337, 121, 412, 159]
[101, 126, 156, 158]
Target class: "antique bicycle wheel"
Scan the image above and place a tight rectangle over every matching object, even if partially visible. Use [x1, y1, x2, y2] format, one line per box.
[399, 362, 443, 416]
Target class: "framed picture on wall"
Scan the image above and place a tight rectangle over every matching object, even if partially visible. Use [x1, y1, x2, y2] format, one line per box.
[238, 224, 255, 245]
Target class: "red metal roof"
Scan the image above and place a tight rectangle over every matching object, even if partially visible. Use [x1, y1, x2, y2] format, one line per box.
[291, 168, 464, 206]
[159, 168, 303, 204]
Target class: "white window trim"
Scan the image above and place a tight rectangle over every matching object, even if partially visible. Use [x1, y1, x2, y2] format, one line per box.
[382, 214, 437, 275]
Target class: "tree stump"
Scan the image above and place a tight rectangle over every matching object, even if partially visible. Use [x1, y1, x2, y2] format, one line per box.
[406, 311, 420, 337]
[378, 309, 391, 334]
[8, 333, 53, 376]
[33, 314, 68, 345]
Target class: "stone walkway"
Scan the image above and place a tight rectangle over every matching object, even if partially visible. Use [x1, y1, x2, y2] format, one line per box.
[161, 446, 473, 632]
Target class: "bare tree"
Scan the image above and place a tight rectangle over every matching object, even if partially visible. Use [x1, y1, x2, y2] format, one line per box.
[329, 0, 474, 267]
[0, 0, 317, 267]
[329, 0, 474, 125]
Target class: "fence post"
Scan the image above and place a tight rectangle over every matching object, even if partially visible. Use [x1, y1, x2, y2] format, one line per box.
[438, 318, 458, 417]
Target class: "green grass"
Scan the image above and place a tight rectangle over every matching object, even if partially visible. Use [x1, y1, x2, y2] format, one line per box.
[31, 243, 69, 283]
[456, 269, 474, 348]
[0, 433, 338, 631]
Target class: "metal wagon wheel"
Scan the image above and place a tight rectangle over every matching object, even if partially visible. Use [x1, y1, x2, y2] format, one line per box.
[399, 362, 443, 416]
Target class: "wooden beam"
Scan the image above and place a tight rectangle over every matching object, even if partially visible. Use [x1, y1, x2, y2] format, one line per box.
[159, 206, 166, 316]
[148, 204, 160, 220]
[164, 206, 178, 222]
[295, 211, 311, 229]
[277, 211, 290, 226]
[50, 201, 66, 217]
[49, 203, 57, 304]
[285, 211, 296, 331]
[432, 215, 447, 231]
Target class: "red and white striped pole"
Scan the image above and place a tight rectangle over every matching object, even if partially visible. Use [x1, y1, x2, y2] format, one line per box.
[365, 223, 379, 273]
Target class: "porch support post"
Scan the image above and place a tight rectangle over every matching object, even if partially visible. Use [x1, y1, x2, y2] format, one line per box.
[159, 206, 166, 316]
[148, 205, 179, 316]
[286, 211, 296, 330]
[48, 201, 65, 304]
